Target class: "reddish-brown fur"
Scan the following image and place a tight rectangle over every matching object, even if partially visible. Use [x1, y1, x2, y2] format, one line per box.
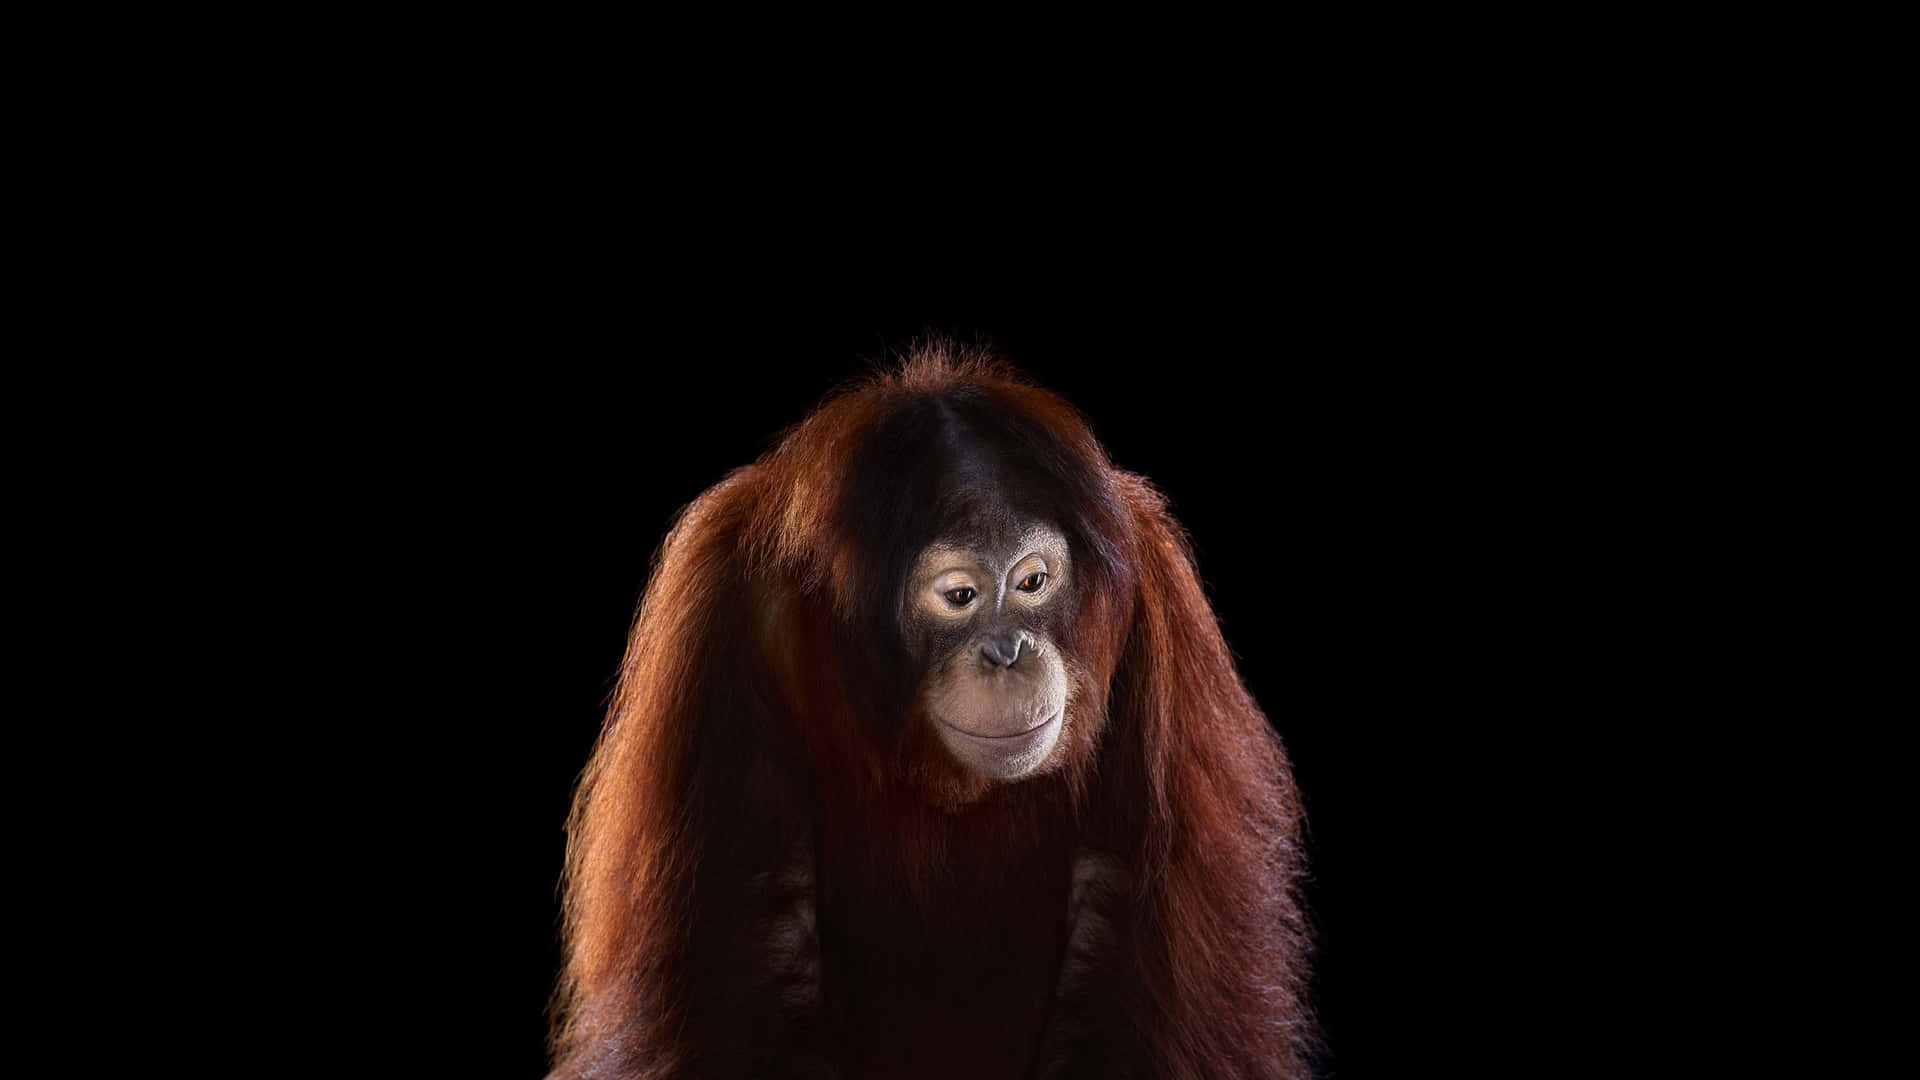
[548, 342, 1312, 1078]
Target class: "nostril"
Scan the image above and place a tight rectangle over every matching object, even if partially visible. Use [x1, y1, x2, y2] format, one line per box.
[981, 634, 1022, 668]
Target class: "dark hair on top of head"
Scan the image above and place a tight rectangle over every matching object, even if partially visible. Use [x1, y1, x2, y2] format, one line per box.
[744, 337, 1139, 637]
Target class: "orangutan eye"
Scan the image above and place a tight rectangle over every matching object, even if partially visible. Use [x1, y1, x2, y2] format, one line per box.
[944, 587, 977, 606]
[1016, 572, 1049, 592]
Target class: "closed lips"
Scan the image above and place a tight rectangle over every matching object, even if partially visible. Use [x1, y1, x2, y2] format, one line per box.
[936, 710, 1060, 747]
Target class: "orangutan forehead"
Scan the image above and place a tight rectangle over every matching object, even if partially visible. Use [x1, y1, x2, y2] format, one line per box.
[912, 523, 1069, 575]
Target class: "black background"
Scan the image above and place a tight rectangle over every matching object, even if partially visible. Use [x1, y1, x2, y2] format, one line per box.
[335, 253, 1629, 1076]
[77, 48, 1770, 1079]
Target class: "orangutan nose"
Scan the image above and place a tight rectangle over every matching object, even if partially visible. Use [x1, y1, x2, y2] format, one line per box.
[980, 632, 1024, 669]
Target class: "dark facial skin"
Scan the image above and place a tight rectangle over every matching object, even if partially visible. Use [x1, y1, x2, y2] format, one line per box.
[902, 521, 1075, 780]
